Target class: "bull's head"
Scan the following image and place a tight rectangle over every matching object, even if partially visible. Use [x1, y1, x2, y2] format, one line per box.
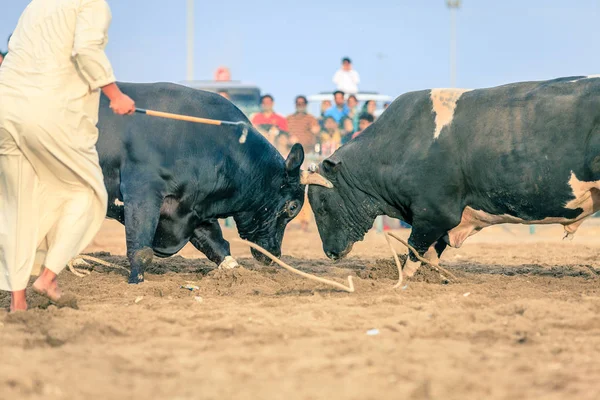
[307, 156, 375, 260]
[234, 143, 333, 264]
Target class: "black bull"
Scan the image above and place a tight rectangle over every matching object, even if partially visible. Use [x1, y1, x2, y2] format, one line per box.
[96, 82, 330, 284]
[307, 76, 600, 277]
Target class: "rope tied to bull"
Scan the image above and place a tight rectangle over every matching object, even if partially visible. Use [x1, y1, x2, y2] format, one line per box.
[68, 243, 355, 293]
[233, 239, 355, 293]
[385, 231, 459, 288]
[67, 255, 129, 277]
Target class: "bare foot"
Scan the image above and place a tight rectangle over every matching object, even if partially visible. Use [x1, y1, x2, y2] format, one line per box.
[10, 290, 27, 312]
[32, 269, 62, 302]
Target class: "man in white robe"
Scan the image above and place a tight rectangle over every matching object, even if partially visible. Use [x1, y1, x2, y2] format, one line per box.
[0, 0, 136, 312]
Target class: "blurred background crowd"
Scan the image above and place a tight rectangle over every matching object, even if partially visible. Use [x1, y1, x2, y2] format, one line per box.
[242, 57, 385, 159]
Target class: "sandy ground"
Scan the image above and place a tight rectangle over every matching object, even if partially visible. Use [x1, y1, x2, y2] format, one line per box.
[1, 216, 600, 400]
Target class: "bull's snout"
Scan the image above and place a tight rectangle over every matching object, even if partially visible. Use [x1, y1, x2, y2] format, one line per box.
[325, 243, 353, 261]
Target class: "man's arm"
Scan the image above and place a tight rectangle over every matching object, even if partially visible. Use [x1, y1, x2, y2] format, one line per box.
[73, 0, 134, 114]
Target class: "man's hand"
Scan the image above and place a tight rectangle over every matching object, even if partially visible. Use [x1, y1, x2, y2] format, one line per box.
[110, 93, 135, 115]
[101, 82, 135, 115]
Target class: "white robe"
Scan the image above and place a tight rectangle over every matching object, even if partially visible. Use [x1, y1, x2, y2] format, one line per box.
[0, 0, 114, 291]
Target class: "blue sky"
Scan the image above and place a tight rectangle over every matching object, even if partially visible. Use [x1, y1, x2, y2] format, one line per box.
[2, 0, 599, 114]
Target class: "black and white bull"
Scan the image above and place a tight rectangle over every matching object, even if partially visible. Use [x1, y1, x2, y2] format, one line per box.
[306, 75, 600, 278]
[96, 82, 330, 284]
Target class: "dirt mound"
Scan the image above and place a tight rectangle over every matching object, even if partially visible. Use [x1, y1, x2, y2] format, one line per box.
[451, 262, 600, 278]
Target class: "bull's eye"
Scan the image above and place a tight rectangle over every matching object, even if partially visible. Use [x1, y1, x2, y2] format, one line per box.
[286, 200, 300, 217]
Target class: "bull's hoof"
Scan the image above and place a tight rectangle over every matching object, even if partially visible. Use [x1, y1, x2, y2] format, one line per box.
[128, 272, 144, 284]
[403, 259, 421, 278]
[563, 231, 575, 241]
[218, 256, 239, 270]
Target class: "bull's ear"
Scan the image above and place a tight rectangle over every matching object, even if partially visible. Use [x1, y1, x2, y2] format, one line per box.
[322, 156, 342, 174]
[285, 143, 305, 173]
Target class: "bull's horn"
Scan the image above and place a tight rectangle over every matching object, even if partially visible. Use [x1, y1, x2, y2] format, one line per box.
[300, 170, 333, 188]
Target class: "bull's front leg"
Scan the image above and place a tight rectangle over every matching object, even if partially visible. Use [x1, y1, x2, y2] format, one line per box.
[121, 173, 165, 284]
[190, 220, 239, 269]
[403, 217, 455, 278]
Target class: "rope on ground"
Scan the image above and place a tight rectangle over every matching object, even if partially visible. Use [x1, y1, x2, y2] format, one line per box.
[385, 232, 460, 284]
[384, 232, 404, 288]
[234, 239, 355, 293]
[68, 255, 130, 277]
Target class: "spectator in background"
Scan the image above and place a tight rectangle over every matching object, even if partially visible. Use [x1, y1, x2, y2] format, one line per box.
[217, 90, 230, 100]
[320, 99, 332, 117]
[319, 116, 342, 157]
[252, 94, 288, 143]
[324, 90, 350, 125]
[287, 95, 320, 152]
[340, 117, 354, 145]
[0, 53, 4, 67]
[375, 101, 391, 118]
[347, 94, 359, 131]
[351, 113, 374, 140]
[318, 99, 332, 129]
[275, 131, 291, 157]
[333, 57, 360, 94]
[363, 99, 377, 118]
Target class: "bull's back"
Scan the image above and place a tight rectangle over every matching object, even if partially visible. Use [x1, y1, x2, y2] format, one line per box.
[345, 76, 600, 220]
[441, 77, 600, 216]
[95, 81, 280, 212]
[96, 81, 255, 178]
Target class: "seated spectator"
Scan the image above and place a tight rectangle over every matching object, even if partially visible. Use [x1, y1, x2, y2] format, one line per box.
[0, 52, 4, 67]
[347, 94, 359, 131]
[340, 117, 354, 145]
[275, 131, 291, 157]
[319, 116, 342, 157]
[318, 99, 332, 129]
[251, 94, 288, 132]
[320, 100, 332, 117]
[217, 90, 230, 100]
[287, 95, 320, 152]
[324, 90, 350, 124]
[256, 124, 280, 145]
[375, 101, 391, 118]
[362, 100, 377, 118]
[351, 113, 374, 139]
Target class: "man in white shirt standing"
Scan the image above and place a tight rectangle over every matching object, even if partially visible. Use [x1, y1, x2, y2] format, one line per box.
[333, 57, 360, 95]
[0, 0, 135, 312]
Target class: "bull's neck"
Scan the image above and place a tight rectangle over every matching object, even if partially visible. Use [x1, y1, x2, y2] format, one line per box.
[334, 142, 410, 224]
[333, 167, 385, 242]
[231, 148, 287, 215]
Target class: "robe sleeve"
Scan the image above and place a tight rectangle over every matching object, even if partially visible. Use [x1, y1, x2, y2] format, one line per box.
[72, 0, 116, 91]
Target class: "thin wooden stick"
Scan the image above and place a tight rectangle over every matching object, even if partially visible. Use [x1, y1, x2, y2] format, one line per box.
[385, 232, 460, 283]
[137, 108, 225, 126]
[234, 239, 355, 293]
[135, 108, 250, 143]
